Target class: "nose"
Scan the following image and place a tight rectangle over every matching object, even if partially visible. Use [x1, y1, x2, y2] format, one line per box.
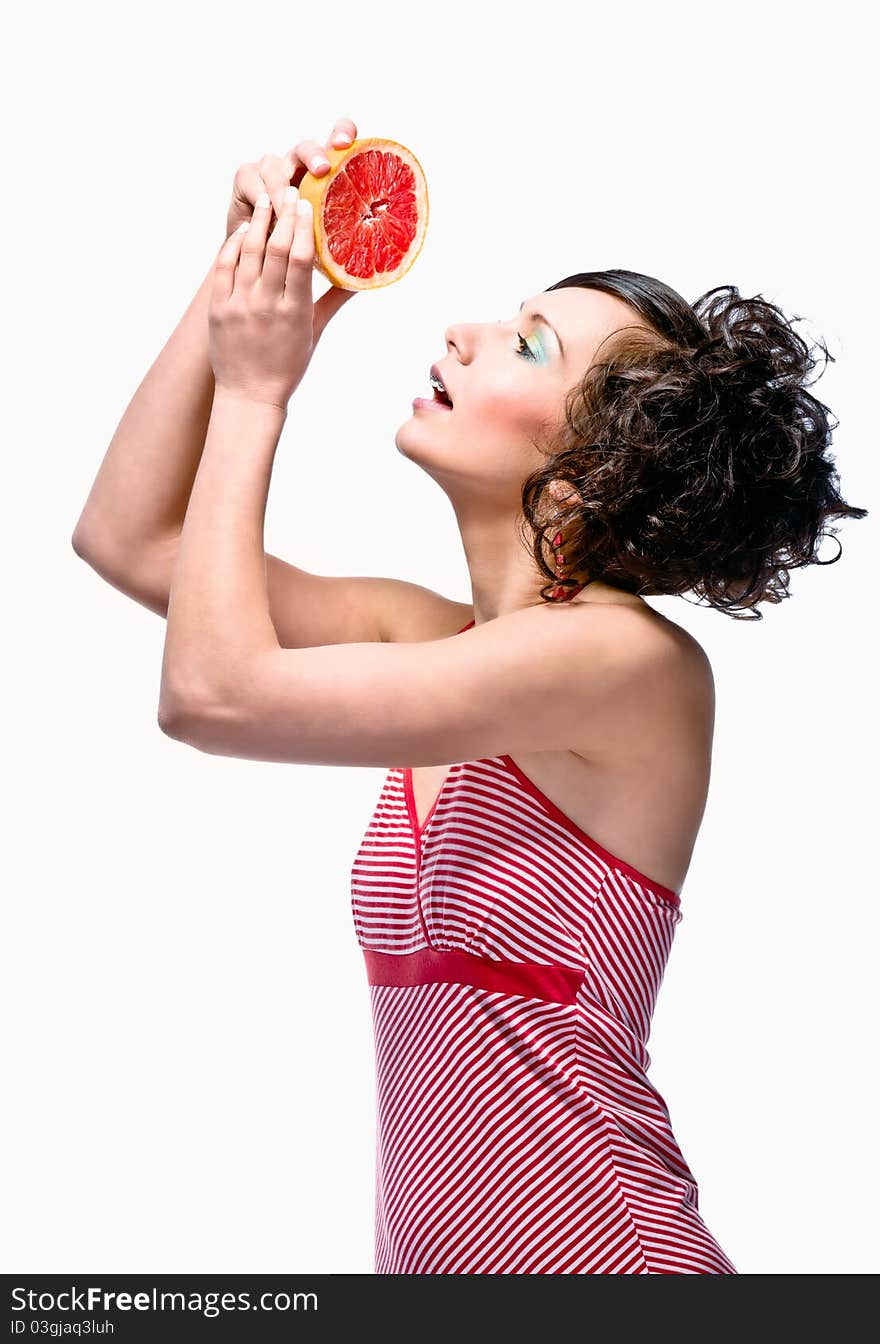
[444, 321, 466, 357]
[444, 318, 501, 359]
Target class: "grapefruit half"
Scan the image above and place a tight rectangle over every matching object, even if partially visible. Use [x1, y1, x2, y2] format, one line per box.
[296, 137, 428, 291]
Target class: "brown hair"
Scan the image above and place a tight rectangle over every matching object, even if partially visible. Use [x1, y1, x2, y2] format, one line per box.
[520, 270, 868, 619]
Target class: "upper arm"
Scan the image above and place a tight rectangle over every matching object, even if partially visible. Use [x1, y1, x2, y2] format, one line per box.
[76, 530, 472, 646]
[266, 559, 474, 647]
[167, 603, 674, 769]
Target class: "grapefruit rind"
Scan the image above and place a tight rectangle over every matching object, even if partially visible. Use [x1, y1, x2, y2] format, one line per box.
[297, 137, 429, 291]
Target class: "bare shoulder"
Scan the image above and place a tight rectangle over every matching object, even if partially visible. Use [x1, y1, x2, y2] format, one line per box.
[564, 601, 715, 749]
[605, 602, 714, 702]
[380, 580, 474, 643]
[628, 603, 713, 674]
[649, 607, 715, 705]
[474, 598, 712, 699]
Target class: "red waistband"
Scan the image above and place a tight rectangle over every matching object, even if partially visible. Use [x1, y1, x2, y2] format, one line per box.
[363, 947, 583, 1005]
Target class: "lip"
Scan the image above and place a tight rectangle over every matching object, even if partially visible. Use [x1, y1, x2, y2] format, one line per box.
[430, 363, 454, 406]
[412, 396, 453, 413]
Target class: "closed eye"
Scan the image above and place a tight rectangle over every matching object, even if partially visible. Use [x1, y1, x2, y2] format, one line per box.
[516, 332, 538, 361]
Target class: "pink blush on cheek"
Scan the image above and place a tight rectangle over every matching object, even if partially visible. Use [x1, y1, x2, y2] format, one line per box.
[477, 386, 546, 443]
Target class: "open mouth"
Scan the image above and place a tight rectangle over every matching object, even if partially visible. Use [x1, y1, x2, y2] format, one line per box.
[429, 366, 454, 409]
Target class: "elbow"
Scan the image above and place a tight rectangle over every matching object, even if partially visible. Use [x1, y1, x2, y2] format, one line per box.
[157, 676, 210, 742]
[157, 679, 240, 750]
[158, 693, 201, 747]
[71, 525, 95, 563]
[71, 523, 115, 577]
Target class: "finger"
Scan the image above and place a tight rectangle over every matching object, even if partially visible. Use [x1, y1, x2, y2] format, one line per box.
[236, 191, 273, 289]
[285, 121, 358, 188]
[258, 152, 296, 223]
[291, 137, 333, 179]
[230, 162, 266, 223]
[328, 116, 357, 148]
[261, 185, 299, 296]
[284, 196, 315, 300]
[213, 222, 250, 302]
[274, 120, 360, 199]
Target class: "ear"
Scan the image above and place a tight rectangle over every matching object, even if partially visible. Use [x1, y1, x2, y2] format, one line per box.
[547, 478, 580, 511]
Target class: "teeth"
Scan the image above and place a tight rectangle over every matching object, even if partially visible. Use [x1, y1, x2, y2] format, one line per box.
[429, 372, 452, 406]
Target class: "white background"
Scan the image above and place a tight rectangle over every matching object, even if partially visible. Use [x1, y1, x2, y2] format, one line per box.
[3, 0, 876, 1274]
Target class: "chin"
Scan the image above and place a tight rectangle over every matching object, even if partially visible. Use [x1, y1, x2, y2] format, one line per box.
[394, 416, 432, 459]
[393, 419, 413, 454]
[395, 424, 462, 487]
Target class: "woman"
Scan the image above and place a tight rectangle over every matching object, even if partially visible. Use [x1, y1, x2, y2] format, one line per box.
[73, 117, 866, 1275]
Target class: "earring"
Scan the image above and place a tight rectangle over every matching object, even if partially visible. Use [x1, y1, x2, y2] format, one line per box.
[550, 530, 567, 599]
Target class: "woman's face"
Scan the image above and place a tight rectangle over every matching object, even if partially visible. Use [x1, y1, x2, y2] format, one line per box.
[395, 286, 650, 504]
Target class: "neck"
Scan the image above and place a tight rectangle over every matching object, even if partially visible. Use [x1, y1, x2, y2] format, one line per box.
[451, 499, 646, 623]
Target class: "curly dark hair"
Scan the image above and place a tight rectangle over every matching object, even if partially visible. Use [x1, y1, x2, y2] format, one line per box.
[520, 269, 868, 618]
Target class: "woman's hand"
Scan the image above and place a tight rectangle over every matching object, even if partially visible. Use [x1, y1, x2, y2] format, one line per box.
[208, 188, 323, 411]
[225, 118, 358, 238]
[217, 117, 361, 400]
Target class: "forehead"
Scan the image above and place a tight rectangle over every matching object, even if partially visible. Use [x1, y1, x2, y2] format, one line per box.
[524, 287, 649, 363]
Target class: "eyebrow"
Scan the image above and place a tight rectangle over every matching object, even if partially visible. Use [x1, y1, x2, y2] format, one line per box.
[519, 300, 565, 358]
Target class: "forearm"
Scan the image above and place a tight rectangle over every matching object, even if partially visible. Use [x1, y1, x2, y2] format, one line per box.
[72, 254, 218, 560]
[160, 388, 286, 718]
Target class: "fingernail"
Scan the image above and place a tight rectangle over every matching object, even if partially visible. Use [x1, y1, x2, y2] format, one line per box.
[297, 198, 312, 217]
[256, 191, 270, 208]
[335, 134, 352, 146]
[284, 184, 299, 205]
[310, 155, 330, 172]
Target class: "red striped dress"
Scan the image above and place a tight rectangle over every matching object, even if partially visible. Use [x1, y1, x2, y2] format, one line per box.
[350, 619, 737, 1274]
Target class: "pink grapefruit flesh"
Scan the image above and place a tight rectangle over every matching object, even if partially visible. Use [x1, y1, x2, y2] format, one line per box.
[297, 137, 429, 291]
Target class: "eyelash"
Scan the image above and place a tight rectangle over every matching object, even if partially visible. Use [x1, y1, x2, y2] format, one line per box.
[516, 332, 538, 361]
